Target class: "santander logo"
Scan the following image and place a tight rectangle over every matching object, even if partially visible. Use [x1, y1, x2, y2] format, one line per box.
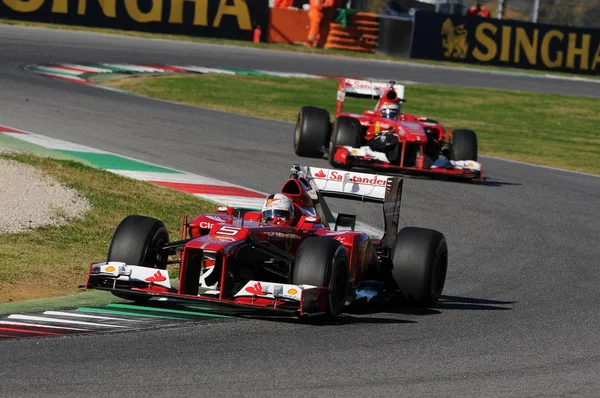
[314, 169, 327, 178]
[346, 79, 387, 91]
[145, 271, 167, 283]
[313, 169, 387, 186]
[245, 282, 267, 296]
[329, 170, 387, 186]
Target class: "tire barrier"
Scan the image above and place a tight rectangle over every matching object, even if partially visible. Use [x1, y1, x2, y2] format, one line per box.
[324, 12, 379, 53]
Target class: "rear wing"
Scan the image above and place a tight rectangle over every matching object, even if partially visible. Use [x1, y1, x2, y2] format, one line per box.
[291, 165, 402, 246]
[335, 78, 405, 116]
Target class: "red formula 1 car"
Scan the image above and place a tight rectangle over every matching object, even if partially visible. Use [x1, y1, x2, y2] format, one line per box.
[86, 165, 448, 320]
[294, 78, 482, 180]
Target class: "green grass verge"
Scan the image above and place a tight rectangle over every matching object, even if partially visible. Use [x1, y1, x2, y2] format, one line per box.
[105, 74, 600, 175]
[0, 153, 216, 304]
[2, 18, 598, 80]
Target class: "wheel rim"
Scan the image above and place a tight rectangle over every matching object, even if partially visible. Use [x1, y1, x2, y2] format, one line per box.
[149, 230, 169, 269]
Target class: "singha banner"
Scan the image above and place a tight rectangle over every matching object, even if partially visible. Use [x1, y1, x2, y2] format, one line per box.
[410, 11, 600, 75]
[0, 0, 269, 41]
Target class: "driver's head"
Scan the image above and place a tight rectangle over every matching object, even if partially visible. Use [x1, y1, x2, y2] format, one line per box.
[380, 102, 400, 120]
[261, 193, 295, 225]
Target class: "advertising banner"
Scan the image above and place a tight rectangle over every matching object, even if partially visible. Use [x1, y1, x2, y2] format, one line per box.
[410, 11, 600, 75]
[0, 0, 269, 42]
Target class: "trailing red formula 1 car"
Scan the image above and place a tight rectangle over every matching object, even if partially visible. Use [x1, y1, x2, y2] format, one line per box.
[86, 165, 448, 320]
[294, 78, 482, 180]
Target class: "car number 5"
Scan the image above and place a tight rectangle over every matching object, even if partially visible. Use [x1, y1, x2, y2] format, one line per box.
[216, 226, 240, 236]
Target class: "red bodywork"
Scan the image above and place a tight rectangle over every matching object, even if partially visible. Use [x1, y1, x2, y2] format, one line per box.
[86, 174, 385, 318]
[331, 79, 482, 180]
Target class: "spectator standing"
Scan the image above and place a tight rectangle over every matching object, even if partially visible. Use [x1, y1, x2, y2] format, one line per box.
[466, 1, 490, 17]
[307, 0, 333, 47]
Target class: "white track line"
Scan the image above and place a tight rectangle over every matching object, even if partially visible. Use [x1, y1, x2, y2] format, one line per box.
[99, 63, 166, 73]
[43, 311, 142, 322]
[108, 170, 237, 186]
[2, 131, 107, 153]
[59, 63, 113, 73]
[255, 70, 324, 79]
[8, 314, 129, 328]
[171, 66, 236, 75]
[31, 70, 88, 81]
[32, 66, 83, 76]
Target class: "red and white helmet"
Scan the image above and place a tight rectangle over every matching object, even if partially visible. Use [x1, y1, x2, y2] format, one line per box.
[379, 102, 400, 120]
[261, 193, 295, 225]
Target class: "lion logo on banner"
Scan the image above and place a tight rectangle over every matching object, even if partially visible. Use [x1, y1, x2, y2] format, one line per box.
[441, 18, 468, 59]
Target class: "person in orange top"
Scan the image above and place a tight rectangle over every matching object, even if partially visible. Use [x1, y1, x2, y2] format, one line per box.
[275, 0, 294, 8]
[307, 0, 333, 47]
[466, 2, 490, 17]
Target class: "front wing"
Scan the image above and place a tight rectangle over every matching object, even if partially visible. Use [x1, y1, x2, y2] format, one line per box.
[86, 262, 330, 318]
[331, 146, 482, 180]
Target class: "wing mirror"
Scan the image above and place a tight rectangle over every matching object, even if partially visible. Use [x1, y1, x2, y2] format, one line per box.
[216, 205, 235, 220]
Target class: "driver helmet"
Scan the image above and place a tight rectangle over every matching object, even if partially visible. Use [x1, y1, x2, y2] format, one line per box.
[379, 102, 400, 120]
[261, 193, 295, 225]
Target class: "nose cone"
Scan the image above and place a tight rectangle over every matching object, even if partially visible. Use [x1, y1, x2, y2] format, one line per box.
[397, 121, 427, 142]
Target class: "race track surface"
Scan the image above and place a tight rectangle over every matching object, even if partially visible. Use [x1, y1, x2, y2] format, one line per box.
[1, 25, 599, 397]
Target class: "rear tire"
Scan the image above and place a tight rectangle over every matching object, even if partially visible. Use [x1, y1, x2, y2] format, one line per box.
[390, 227, 448, 307]
[107, 215, 170, 302]
[451, 129, 478, 161]
[329, 116, 362, 169]
[294, 106, 331, 158]
[292, 237, 349, 319]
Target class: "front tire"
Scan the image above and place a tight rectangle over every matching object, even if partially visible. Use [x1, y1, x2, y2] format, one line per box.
[390, 227, 448, 307]
[107, 215, 170, 302]
[329, 116, 362, 169]
[292, 237, 349, 319]
[107, 215, 169, 269]
[294, 106, 331, 158]
[451, 129, 478, 161]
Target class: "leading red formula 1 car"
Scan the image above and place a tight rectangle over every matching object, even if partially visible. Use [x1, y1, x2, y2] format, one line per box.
[86, 165, 448, 320]
[294, 78, 482, 180]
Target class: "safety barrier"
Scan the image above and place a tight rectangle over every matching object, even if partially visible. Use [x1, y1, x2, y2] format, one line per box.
[0, 0, 270, 42]
[268, 7, 335, 48]
[411, 10, 600, 75]
[324, 12, 379, 53]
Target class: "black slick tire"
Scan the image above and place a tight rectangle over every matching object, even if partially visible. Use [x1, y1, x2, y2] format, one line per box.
[292, 237, 349, 319]
[294, 106, 331, 158]
[329, 116, 362, 169]
[451, 129, 478, 161]
[107, 215, 169, 270]
[107, 215, 169, 303]
[390, 227, 448, 307]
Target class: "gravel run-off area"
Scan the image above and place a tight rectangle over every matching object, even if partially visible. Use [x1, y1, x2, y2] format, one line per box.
[0, 150, 91, 234]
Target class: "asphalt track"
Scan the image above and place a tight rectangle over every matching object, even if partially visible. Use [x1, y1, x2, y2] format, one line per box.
[0, 25, 599, 397]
